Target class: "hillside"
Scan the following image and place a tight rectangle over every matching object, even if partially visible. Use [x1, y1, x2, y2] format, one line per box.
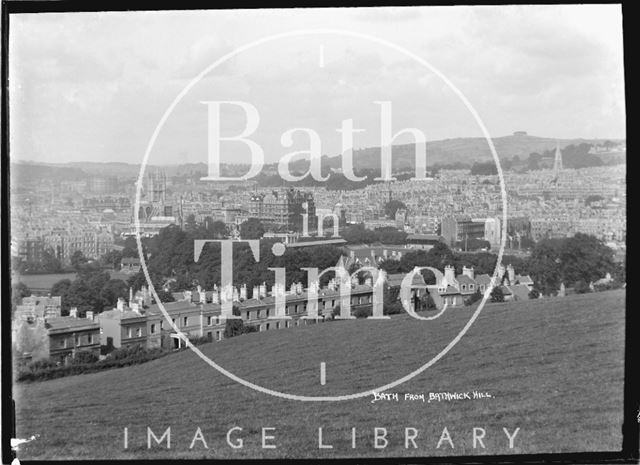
[14, 290, 625, 460]
[10, 134, 624, 180]
[331, 135, 624, 172]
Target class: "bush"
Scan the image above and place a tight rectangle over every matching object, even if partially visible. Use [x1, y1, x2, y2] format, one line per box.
[528, 289, 540, 299]
[490, 287, 505, 303]
[353, 306, 372, 318]
[384, 301, 404, 315]
[574, 280, 591, 294]
[17, 345, 169, 383]
[464, 290, 482, 306]
[72, 350, 99, 365]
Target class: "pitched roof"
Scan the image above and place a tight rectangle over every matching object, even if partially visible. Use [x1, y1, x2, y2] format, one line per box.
[46, 317, 99, 332]
[456, 275, 476, 286]
[98, 309, 145, 320]
[474, 274, 492, 286]
[508, 284, 530, 301]
[515, 274, 534, 285]
[440, 285, 461, 295]
[386, 273, 427, 288]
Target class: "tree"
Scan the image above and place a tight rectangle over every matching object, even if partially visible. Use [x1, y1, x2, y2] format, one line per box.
[99, 279, 129, 310]
[526, 239, 562, 295]
[154, 289, 175, 304]
[384, 200, 407, 219]
[41, 249, 62, 273]
[528, 289, 540, 299]
[185, 214, 197, 231]
[209, 220, 228, 239]
[70, 250, 89, 270]
[573, 280, 591, 294]
[100, 250, 123, 269]
[12, 282, 31, 311]
[558, 233, 615, 285]
[470, 162, 498, 176]
[490, 286, 505, 303]
[240, 218, 265, 240]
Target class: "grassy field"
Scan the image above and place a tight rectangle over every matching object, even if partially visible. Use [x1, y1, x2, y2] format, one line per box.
[13, 272, 78, 292]
[14, 290, 625, 459]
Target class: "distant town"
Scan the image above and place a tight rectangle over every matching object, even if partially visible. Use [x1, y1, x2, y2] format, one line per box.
[11, 136, 626, 373]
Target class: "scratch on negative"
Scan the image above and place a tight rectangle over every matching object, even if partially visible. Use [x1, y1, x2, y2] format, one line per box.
[11, 435, 39, 450]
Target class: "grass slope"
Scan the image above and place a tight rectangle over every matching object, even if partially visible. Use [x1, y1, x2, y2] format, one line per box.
[14, 290, 625, 459]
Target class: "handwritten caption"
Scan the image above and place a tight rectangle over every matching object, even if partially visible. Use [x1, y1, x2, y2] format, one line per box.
[371, 391, 493, 404]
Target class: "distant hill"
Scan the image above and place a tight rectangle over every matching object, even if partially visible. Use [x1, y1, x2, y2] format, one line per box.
[11, 134, 624, 180]
[283, 134, 623, 174]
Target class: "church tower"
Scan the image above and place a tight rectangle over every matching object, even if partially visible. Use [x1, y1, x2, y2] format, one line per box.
[553, 142, 563, 174]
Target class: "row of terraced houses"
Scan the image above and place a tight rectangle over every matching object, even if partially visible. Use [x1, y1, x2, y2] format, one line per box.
[13, 263, 534, 365]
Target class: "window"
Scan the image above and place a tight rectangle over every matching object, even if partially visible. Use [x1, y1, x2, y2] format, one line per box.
[216, 331, 221, 341]
[295, 305, 299, 314]
[172, 318, 176, 325]
[276, 322, 280, 329]
[266, 308, 270, 317]
[183, 317, 188, 327]
[257, 310, 261, 319]
[470, 285, 474, 291]
[207, 316, 212, 326]
[462, 285, 466, 291]
[285, 321, 290, 328]
[136, 327, 142, 337]
[246, 311, 250, 320]
[75, 335, 79, 346]
[151, 324, 156, 334]
[215, 316, 219, 325]
[127, 327, 132, 338]
[160, 321, 164, 330]
[266, 323, 270, 330]
[87, 334, 93, 344]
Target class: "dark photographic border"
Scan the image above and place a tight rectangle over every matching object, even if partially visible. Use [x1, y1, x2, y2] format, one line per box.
[1, 1, 635, 464]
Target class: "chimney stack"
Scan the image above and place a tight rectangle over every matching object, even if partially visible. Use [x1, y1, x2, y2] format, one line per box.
[240, 284, 247, 301]
[70, 307, 78, 318]
[86, 310, 94, 321]
[116, 298, 125, 312]
[252, 285, 260, 300]
[462, 266, 475, 280]
[444, 265, 456, 284]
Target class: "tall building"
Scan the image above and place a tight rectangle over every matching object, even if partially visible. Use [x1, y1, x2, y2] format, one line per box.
[248, 188, 317, 232]
[146, 169, 167, 203]
[484, 217, 501, 249]
[553, 142, 563, 181]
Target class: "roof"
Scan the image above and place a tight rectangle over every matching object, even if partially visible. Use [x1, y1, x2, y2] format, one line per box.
[46, 317, 99, 332]
[121, 257, 140, 265]
[387, 273, 428, 288]
[146, 301, 199, 316]
[456, 275, 476, 286]
[515, 274, 534, 284]
[406, 234, 444, 242]
[440, 285, 461, 295]
[474, 274, 492, 286]
[508, 284, 530, 301]
[499, 285, 513, 296]
[287, 239, 347, 248]
[98, 309, 146, 321]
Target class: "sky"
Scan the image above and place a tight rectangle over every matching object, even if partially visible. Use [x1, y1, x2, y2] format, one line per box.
[9, 5, 625, 165]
